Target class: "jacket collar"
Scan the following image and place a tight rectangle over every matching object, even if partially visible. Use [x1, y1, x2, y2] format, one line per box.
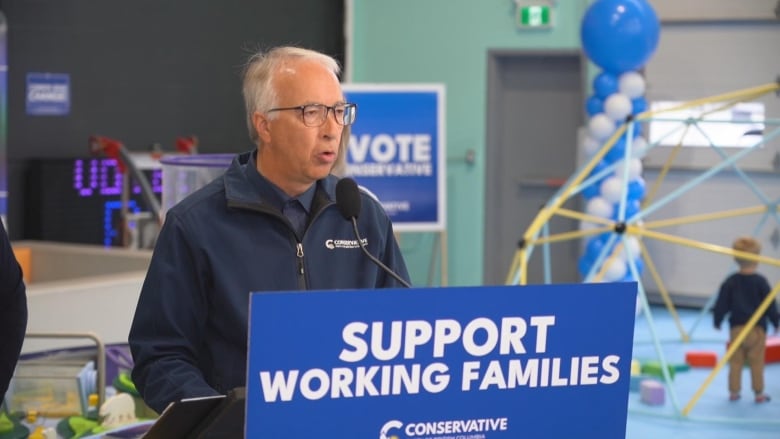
[223, 150, 339, 212]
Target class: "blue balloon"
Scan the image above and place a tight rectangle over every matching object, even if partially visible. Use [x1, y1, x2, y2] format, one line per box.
[611, 203, 624, 221]
[578, 254, 594, 279]
[628, 177, 646, 200]
[585, 236, 607, 261]
[624, 199, 641, 220]
[632, 96, 648, 114]
[585, 95, 604, 116]
[613, 199, 641, 221]
[589, 159, 609, 178]
[581, 0, 660, 74]
[582, 160, 608, 198]
[581, 182, 600, 199]
[593, 72, 619, 99]
[605, 137, 627, 163]
[605, 130, 643, 162]
[630, 121, 643, 136]
[618, 120, 643, 137]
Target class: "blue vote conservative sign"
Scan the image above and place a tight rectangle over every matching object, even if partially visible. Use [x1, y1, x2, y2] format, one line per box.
[343, 84, 445, 232]
[246, 282, 637, 438]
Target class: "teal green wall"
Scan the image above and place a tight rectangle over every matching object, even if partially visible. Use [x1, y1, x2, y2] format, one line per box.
[351, 0, 589, 286]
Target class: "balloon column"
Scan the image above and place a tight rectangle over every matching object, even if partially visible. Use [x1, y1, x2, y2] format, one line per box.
[578, 0, 660, 282]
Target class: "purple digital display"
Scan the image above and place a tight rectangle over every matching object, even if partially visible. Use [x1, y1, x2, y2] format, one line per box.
[73, 158, 162, 197]
[69, 158, 162, 246]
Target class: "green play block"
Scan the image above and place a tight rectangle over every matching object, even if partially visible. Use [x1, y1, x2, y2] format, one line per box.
[641, 361, 676, 380]
[0, 411, 29, 439]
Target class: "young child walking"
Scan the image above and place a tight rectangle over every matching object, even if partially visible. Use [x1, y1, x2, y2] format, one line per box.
[713, 236, 780, 403]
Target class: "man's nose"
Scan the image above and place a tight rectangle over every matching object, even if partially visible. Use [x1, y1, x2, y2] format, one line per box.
[320, 109, 341, 138]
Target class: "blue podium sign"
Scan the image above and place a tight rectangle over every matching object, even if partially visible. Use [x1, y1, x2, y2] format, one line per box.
[343, 84, 445, 232]
[246, 282, 637, 438]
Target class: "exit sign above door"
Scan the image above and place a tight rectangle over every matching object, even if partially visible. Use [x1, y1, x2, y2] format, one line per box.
[517, 5, 553, 29]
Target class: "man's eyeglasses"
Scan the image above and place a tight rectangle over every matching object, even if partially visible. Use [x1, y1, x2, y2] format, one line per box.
[267, 103, 357, 127]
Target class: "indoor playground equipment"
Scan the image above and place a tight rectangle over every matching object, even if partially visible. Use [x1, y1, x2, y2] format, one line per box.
[505, 0, 780, 426]
[159, 153, 234, 220]
[89, 135, 232, 235]
[3, 145, 231, 438]
[88, 134, 200, 249]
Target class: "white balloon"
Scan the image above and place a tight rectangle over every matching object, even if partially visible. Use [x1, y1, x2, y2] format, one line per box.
[622, 236, 642, 260]
[585, 196, 613, 219]
[618, 71, 646, 99]
[600, 176, 625, 204]
[588, 114, 616, 141]
[581, 136, 601, 156]
[629, 136, 649, 158]
[614, 158, 643, 181]
[604, 93, 632, 121]
[580, 220, 599, 232]
[603, 258, 627, 281]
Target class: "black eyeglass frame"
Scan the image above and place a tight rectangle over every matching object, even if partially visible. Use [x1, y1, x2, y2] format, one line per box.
[266, 103, 357, 127]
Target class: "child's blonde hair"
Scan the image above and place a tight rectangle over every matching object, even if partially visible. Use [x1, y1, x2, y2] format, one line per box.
[733, 236, 761, 268]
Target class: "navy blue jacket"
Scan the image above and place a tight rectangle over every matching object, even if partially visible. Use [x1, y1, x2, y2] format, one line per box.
[128, 151, 410, 413]
[0, 221, 27, 401]
[713, 272, 780, 332]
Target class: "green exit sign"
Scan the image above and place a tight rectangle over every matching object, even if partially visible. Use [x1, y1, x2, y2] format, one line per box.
[517, 5, 552, 28]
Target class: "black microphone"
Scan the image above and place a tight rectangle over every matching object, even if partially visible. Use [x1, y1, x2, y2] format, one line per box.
[335, 178, 412, 288]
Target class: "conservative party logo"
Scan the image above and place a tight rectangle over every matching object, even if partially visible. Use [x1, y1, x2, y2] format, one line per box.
[380, 420, 404, 439]
[379, 417, 509, 439]
[325, 238, 367, 250]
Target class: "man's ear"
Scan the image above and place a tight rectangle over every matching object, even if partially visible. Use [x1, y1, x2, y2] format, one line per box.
[254, 111, 272, 144]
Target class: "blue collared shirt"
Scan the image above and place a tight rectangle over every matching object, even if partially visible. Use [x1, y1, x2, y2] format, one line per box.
[243, 151, 316, 237]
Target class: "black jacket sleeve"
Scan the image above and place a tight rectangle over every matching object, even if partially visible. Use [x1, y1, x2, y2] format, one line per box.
[762, 277, 780, 330]
[712, 279, 731, 330]
[0, 221, 27, 400]
[128, 213, 219, 414]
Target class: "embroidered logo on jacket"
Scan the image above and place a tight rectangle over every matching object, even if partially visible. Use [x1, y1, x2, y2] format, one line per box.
[325, 238, 368, 249]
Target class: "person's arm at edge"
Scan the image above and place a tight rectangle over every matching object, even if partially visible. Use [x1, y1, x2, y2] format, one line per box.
[0, 222, 27, 400]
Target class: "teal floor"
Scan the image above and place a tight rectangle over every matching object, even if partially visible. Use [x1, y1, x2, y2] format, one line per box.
[626, 305, 780, 438]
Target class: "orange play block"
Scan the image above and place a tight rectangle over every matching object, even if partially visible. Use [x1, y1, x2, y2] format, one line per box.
[766, 336, 780, 364]
[12, 245, 31, 283]
[685, 351, 717, 368]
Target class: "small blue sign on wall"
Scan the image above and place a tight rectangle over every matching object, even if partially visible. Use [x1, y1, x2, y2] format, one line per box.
[26, 72, 70, 116]
[246, 282, 637, 438]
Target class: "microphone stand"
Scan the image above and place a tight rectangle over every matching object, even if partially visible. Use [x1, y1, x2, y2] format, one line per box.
[350, 217, 412, 288]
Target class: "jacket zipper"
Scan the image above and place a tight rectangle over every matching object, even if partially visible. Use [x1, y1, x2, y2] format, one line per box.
[296, 242, 305, 289]
[227, 199, 337, 290]
[292, 201, 336, 290]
